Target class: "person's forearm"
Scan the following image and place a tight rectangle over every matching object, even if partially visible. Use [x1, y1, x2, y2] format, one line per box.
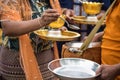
[1, 9, 60, 37]
[2, 18, 44, 36]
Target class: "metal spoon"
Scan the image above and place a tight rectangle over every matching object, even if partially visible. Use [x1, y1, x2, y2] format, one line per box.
[68, 24, 80, 30]
[59, 16, 80, 30]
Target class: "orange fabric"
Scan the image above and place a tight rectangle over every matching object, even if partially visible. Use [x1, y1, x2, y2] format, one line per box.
[0, 1, 43, 80]
[19, 35, 43, 80]
[49, 0, 62, 58]
[17, 0, 43, 79]
[50, 0, 62, 14]
[0, 1, 21, 20]
[102, 0, 120, 80]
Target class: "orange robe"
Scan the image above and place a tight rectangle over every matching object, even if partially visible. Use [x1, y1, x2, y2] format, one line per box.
[102, 0, 120, 80]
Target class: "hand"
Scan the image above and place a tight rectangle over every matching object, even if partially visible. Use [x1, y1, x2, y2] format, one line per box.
[63, 9, 75, 24]
[96, 64, 120, 80]
[40, 9, 60, 26]
[92, 31, 104, 42]
[59, 26, 67, 32]
[82, 31, 104, 42]
[96, 10, 105, 20]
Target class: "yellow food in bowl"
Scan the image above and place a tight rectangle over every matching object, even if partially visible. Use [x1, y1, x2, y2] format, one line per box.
[83, 2, 103, 15]
[49, 14, 66, 29]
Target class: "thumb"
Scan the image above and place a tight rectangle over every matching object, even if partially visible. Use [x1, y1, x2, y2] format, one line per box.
[96, 65, 103, 75]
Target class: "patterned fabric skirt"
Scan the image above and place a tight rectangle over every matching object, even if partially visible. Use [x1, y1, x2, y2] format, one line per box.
[0, 46, 57, 80]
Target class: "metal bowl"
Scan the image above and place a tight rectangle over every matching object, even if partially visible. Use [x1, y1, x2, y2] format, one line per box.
[48, 58, 100, 80]
[82, 2, 103, 15]
[65, 42, 101, 48]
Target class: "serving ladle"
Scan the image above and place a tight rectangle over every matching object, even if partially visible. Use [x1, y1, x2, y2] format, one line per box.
[59, 16, 80, 30]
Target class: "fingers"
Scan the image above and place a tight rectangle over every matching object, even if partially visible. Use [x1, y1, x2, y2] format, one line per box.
[59, 26, 67, 31]
[41, 9, 60, 25]
[43, 9, 60, 17]
[63, 9, 75, 24]
[96, 65, 103, 75]
[63, 9, 74, 17]
[42, 13, 59, 18]
[96, 64, 118, 80]
[81, 36, 88, 42]
[44, 9, 58, 13]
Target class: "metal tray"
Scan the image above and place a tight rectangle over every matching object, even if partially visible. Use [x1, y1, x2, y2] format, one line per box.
[34, 29, 80, 41]
[72, 16, 105, 25]
[48, 58, 100, 80]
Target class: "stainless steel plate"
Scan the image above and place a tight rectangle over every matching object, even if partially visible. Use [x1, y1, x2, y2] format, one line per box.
[48, 58, 100, 80]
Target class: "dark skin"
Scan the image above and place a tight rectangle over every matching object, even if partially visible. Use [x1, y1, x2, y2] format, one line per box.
[63, 9, 75, 24]
[82, 31, 104, 42]
[96, 10, 106, 20]
[81, 8, 120, 80]
[81, 10, 105, 42]
[1, 9, 74, 37]
[1, 9, 60, 36]
[96, 64, 120, 80]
